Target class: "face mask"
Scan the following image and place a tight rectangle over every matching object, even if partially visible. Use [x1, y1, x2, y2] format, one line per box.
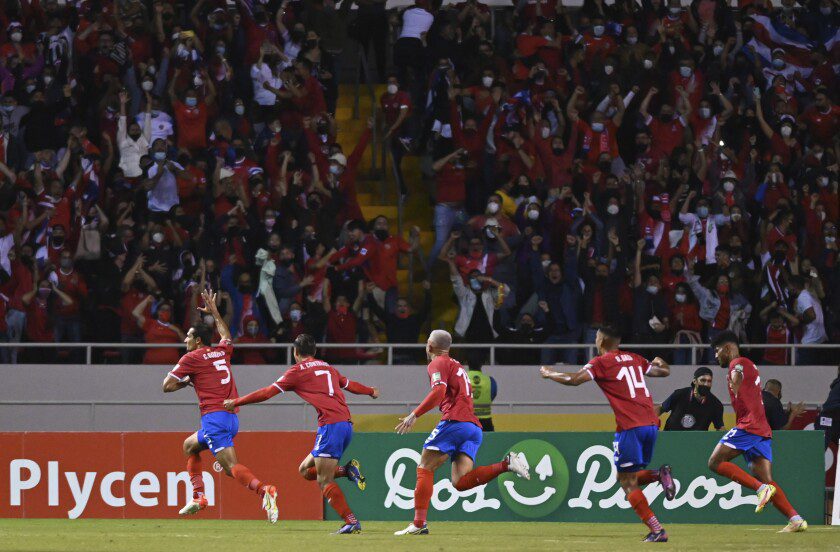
[697, 206, 709, 218]
[723, 181, 735, 193]
[305, 38, 318, 49]
[60, 258, 73, 269]
[469, 278, 482, 292]
[247, 325, 259, 336]
[772, 58, 785, 69]
[38, 287, 51, 299]
[152, 232, 164, 244]
[487, 202, 500, 214]
[643, 59, 653, 69]
[141, 80, 154, 92]
[329, 165, 342, 175]
[695, 384, 711, 397]
[541, 259, 551, 269]
[604, 65, 614, 75]
[679, 66, 692, 78]
[607, 204, 619, 215]
[675, 292, 687, 303]
[10, 32, 22, 42]
[154, 151, 166, 161]
[216, 45, 226, 56]
[374, 229, 389, 241]
[290, 309, 302, 322]
[185, 97, 198, 107]
[773, 251, 786, 264]
[591, 122, 604, 133]
[540, 127, 550, 139]
[26, 84, 37, 94]
[336, 305, 349, 315]
[669, 6, 682, 14]
[593, 25, 604, 37]
[52, 236, 65, 247]
[713, 45, 724, 56]
[731, 212, 742, 222]
[482, 76, 494, 88]
[158, 310, 172, 323]
[177, 44, 189, 58]
[646, 285, 659, 295]
[396, 307, 410, 319]
[699, 107, 711, 119]
[826, 236, 836, 244]
[527, 209, 540, 221]
[44, 76, 53, 86]
[552, 147, 564, 155]
[387, 84, 398, 95]
[627, 36, 638, 45]
[234, 104, 245, 116]
[780, 125, 792, 138]
[716, 283, 729, 294]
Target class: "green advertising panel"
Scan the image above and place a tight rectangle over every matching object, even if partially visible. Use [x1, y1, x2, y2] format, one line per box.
[327, 431, 823, 524]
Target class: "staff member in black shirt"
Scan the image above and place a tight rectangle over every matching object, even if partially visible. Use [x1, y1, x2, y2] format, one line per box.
[762, 379, 805, 431]
[657, 367, 725, 431]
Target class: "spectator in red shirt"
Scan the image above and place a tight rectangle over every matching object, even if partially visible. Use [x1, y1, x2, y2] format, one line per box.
[21, 272, 59, 363]
[168, 68, 217, 151]
[325, 285, 373, 363]
[381, 74, 413, 197]
[235, 315, 270, 365]
[132, 296, 186, 365]
[54, 250, 87, 359]
[639, 86, 691, 162]
[428, 148, 468, 272]
[368, 215, 419, 312]
[799, 88, 839, 147]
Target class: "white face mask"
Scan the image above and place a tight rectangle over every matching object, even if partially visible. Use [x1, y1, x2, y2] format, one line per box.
[713, 45, 724, 56]
[43, 76, 53, 86]
[141, 80, 154, 92]
[387, 84, 398, 95]
[604, 65, 614, 75]
[646, 285, 659, 295]
[541, 127, 550, 139]
[487, 201, 500, 214]
[780, 125, 792, 138]
[591, 122, 604, 133]
[329, 164, 342, 175]
[593, 25, 605, 37]
[152, 232, 164, 244]
[674, 293, 687, 303]
[193, 75, 204, 87]
[235, 104, 245, 115]
[818, 176, 829, 187]
[607, 204, 619, 215]
[643, 59, 653, 69]
[482, 76, 494, 88]
[699, 107, 711, 119]
[527, 209, 540, 220]
[723, 181, 735, 193]
[731, 212, 741, 221]
[627, 36, 638, 45]
[541, 259, 551, 269]
[26, 84, 36, 94]
[10, 32, 22, 42]
[290, 309, 302, 322]
[679, 66, 692, 78]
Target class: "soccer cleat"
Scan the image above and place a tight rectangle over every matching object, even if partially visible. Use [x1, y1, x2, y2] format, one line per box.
[755, 484, 777, 513]
[642, 530, 668, 542]
[506, 451, 531, 480]
[178, 496, 208, 515]
[778, 518, 808, 533]
[659, 465, 676, 501]
[262, 485, 279, 524]
[335, 522, 362, 534]
[345, 459, 366, 491]
[394, 523, 429, 535]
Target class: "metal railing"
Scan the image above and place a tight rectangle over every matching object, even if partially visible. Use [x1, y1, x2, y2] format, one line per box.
[0, 342, 837, 366]
[351, 44, 380, 187]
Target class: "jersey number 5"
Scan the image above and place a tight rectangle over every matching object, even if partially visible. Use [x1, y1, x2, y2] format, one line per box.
[213, 359, 231, 385]
[617, 365, 649, 398]
[315, 370, 335, 396]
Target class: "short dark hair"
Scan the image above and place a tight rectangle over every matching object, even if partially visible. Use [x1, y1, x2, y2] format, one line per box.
[193, 325, 214, 347]
[710, 330, 739, 349]
[765, 378, 782, 389]
[294, 333, 317, 357]
[693, 366, 713, 379]
[598, 325, 621, 341]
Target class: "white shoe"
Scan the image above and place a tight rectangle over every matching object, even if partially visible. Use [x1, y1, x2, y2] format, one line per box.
[394, 523, 429, 535]
[179, 496, 208, 515]
[262, 485, 279, 524]
[506, 452, 530, 480]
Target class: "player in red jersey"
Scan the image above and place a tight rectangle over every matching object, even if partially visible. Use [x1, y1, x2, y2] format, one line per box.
[161, 290, 279, 522]
[393, 330, 530, 535]
[708, 331, 808, 533]
[225, 334, 379, 534]
[540, 326, 674, 543]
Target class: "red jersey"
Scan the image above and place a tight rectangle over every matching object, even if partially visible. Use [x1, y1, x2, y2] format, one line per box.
[727, 357, 772, 438]
[585, 350, 659, 431]
[380, 91, 411, 126]
[275, 358, 352, 426]
[427, 354, 480, 426]
[169, 339, 239, 416]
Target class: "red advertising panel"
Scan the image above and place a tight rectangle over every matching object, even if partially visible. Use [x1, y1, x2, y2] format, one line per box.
[0, 432, 322, 520]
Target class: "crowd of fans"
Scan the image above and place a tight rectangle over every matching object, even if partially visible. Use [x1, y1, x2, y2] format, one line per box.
[0, 0, 836, 365]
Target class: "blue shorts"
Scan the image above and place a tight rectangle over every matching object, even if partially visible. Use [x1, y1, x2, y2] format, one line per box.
[720, 428, 773, 464]
[313, 421, 353, 459]
[423, 420, 483, 461]
[613, 426, 658, 472]
[197, 411, 239, 455]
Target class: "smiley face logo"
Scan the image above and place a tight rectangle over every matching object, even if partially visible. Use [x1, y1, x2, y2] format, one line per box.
[498, 439, 568, 518]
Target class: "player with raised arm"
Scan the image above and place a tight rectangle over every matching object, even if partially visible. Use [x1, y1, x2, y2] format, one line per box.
[540, 325, 674, 543]
[162, 289, 278, 522]
[708, 330, 807, 533]
[394, 330, 531, 536]
[224, 334, 378, 535]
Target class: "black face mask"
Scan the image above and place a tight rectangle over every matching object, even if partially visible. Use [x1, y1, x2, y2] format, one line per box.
[552, 147, 564, 155]
[636, 142, 649, 153]
[305, 38, 318, 49]
[238, 283, 252, 293]
[374, 229, 389, 241]
[660, 113, 672, 123]
[672, 268, 684, 276]
[268, 243, 280, 252]
[773, 251, 786, 264]
[51, 236, 65, 247]
[279, 258, 293, 267]
[292, 30, 305, 42]
[598, 161, 611, 172]
[695, 384, 711, 397]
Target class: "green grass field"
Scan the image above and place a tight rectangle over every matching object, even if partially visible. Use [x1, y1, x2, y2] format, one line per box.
[0, 519, 838, 552]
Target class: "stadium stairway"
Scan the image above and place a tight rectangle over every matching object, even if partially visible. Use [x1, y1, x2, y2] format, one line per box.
[335, 84, 459, 333]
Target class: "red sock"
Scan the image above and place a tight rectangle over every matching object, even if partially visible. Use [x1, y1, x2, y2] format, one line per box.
[303, 465, 347, 481]
[414, 467, 434, 527]
[453, 461, 508, 491]
[231, 464, 266, 497]
[637, 470, 660, 486]
[323, 482, 358, 525]
[187, 454, 204, 499]
[769, 481, 798, 519]
[628, 489, 663, 533]
[715, 461, 762, 491]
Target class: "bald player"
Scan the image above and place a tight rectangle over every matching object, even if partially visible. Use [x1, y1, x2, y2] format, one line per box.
[394, 330, 530, 535]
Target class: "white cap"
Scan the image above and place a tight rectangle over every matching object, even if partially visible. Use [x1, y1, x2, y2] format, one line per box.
[329, 153, 347, 167]
[722, 170, 737, 181]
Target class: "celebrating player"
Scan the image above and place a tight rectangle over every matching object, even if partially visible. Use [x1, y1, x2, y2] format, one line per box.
[707, 331, 808, 533]
[224, 334, 378, 534]
[162, 289, 279, 522]
[393, 330, 531, 536]
[540, 325, 674, 543]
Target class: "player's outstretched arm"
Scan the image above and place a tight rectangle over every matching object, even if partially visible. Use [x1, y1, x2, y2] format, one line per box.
[343, 379, 379, 398]
[646, 357, 671, 378]
[198, 289, 231, 342]
[395, 385, 445, 434]
[539, 366, 592, 386]
[224, 384, 281, 410]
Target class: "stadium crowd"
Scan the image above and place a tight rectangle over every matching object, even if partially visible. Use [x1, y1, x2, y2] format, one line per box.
[0, 0, 836, 365]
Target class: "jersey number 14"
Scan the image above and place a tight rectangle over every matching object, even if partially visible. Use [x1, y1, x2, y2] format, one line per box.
[617, 365, 650, 398]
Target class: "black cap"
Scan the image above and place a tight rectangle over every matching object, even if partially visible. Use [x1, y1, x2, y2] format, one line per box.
[693, 367, 713, 379]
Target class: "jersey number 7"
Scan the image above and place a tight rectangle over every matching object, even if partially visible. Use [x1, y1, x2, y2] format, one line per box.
[617, 365, 649, 398]
[315, 370, 335, 396]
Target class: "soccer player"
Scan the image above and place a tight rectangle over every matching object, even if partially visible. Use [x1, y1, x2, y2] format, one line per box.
[224, 334, 378, 534]
[539, 325, 674, 542]
[707, 330, 808, 533]
[393, 329, 531, 536]
[162, 289, 278, 522]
